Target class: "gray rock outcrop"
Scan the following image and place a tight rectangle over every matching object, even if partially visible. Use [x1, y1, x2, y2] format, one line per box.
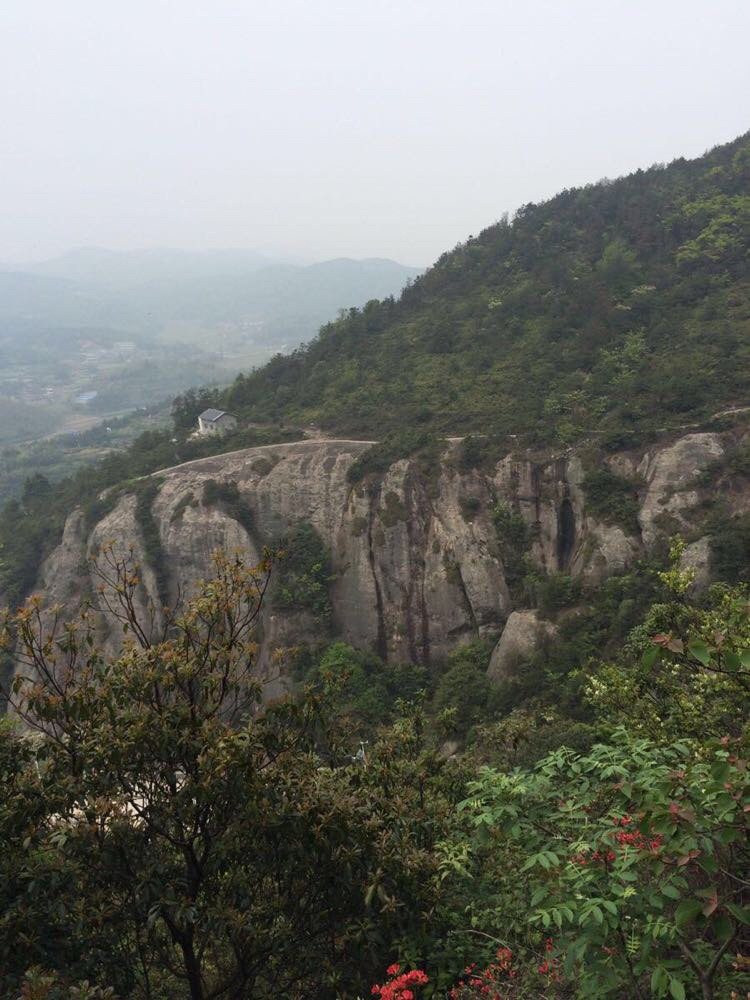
[487, 610, 558, 682]
[638, 433, 723, 546]
[14, 426, 735, 688]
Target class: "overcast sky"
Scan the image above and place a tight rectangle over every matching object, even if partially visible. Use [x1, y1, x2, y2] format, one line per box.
[1, 0, 748, 268]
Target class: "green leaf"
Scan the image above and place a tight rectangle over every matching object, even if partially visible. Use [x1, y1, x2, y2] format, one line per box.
[687, 640, 711, 666]
[726, 902, 750, 925]
[651, 965, 668, 993]
[711, 760, 730, 783]
[668, 977, 686, 1000]
[674, 899, 703, 927]
[661, 884, 681, 900]
[714, 913, 733, 941]
[641, 644, 660, 668]
[717, 827, 737, 844]
[530, 886, 548, 906]
[724, 651, 741, 671]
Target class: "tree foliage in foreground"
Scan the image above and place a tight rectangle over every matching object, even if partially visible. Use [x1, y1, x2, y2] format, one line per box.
[0, 543, 748, 998]
[0, 549, 452, 999]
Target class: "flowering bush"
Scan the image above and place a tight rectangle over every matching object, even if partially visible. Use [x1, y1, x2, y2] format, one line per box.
[447, 944, 547, 998]
[371, 963, 429, 999]
[371, 943, 564, 999]
[458, 730, 750, 999]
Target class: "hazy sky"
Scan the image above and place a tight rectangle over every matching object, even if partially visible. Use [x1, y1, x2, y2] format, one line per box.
[1, 0, 748, 268]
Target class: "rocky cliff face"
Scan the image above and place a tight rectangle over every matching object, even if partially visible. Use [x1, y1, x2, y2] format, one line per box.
[28, 429, 732, 689]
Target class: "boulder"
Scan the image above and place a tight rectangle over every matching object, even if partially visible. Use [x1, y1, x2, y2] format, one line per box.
[487, 610, 557, 683]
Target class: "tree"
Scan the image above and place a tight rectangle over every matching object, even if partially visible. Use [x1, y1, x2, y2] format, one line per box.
[1, 548, 439, 999]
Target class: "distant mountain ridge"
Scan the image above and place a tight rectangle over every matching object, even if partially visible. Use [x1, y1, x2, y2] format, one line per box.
[0, 249, 422, 350]
[19, 247, 278, 286]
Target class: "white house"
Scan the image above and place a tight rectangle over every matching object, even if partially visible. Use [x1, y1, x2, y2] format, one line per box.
[197, 408, 238, 436]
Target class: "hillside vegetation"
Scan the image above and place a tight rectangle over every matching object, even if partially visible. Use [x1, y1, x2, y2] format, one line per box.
[223, 132, 750, 449]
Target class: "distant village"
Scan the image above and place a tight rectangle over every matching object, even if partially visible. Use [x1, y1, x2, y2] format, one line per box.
[0, 336, 139, 409]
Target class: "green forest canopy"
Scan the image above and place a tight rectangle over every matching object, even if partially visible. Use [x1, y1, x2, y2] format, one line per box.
[220, 131, 750, 449]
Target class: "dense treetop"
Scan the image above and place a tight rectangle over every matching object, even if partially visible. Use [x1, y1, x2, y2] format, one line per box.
[223, 131, 750, 448]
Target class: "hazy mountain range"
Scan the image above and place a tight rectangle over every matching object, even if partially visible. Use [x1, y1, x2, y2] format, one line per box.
[0, 248, 422, 350]
[0, 247, 421, 448]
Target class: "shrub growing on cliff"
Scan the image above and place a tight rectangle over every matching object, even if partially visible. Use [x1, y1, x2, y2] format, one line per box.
[131, 477, 170, 607]
[492, 501, 533, 603]
[305, 642, 430, 733]
[582, 466, 641, 534]
[201, 478, 254, 535]
[272, 522, 334, 624]
[347, 429, 441, 486]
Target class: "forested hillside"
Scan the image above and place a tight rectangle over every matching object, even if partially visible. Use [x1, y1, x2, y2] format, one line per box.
[224, 132, 750, 448]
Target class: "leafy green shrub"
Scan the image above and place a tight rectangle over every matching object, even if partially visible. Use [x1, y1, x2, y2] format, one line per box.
[535, 572, 581, 617]
[492, 501, 533, 602]
[272, 522, 334, 623]
[433, 640, 493, 737]
[305, 642, 430, 732]
[381, 491, 407, 527]
[459, 495, 481, 521]
[347, 429, 440, 485]
[82, 486, 122, 529]
[201, 479, 254, 535]
[701, 440, 750, 487]
[169, 491, 195, 524]
[251, 455, 278, 477]
[492, 501, 528, 548]
[705, 511, 750, 583]
[455, 434, 504, 472]
[582, 466, 640, 533]
[460, 731, 750, 1000]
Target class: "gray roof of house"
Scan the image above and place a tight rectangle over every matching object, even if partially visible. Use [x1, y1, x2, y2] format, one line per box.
[198, 408, 230, 422]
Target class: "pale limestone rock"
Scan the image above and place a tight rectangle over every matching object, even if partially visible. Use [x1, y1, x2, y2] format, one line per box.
[36, 508, 88, 610]
[638, 433, 723, 546]
[487, 610, 557, 683]
[680, 536, 713, 594]
[573, 520, 640, 586]
[25, 441, 516, 684]
[20, 431, 728, 693]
